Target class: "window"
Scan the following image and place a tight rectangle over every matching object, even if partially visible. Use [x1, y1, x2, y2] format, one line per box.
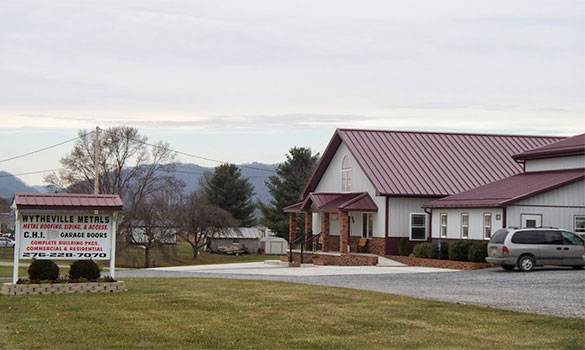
[541, 231, 562, 245]
[410, 213, 427, 241]
[562, 231, 584, 246]
[489, 229, 509, 244]
[483, 213, 492, 239]
[341, 155, 352, 192]
[511, 230, 562, 245]
[461, 213, 469, 239]
[575, 216, 585, 233]
[440, 213, 447, 238]
[362, 213, 374, 238]
[511, 230, 541, 244]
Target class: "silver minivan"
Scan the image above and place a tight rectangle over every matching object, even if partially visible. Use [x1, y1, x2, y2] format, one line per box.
[486, 228, 585, 272]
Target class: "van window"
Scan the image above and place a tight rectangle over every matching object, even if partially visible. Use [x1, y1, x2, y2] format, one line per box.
[562, 232, 584, 246]
[541, 231, 562, 245]
[511, 230, 541, 244]
[489, 229, 509, 244]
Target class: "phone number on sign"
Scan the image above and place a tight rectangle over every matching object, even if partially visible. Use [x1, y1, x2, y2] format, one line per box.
[22, 252, 108, 259]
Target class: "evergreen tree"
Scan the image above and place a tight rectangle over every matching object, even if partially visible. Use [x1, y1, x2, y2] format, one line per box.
[260, 147, 319, 238]
[204, 163, 256, 227]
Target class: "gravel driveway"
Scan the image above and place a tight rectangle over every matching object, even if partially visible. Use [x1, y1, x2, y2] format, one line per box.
[118, 264, 584, 319]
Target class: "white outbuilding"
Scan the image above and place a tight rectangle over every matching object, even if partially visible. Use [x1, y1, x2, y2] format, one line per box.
[260, 236, 288, 255]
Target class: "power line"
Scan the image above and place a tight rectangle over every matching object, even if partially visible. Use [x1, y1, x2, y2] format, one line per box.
[0, 131, 94, 164]
[160, 168, 271, 179]
[136, 139, 278, 174]
[0, 168, 63, 178]
[0, 129, 278, 180]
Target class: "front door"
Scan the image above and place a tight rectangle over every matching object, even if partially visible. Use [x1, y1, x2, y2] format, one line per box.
[521, 214, 542, 228]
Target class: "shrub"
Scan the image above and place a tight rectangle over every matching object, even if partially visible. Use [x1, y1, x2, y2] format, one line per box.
[69, 260, 101, 280]
[430, 241, 449, 260]
[412, 243, 433, 259]
[398, 238, 411, 256]
[468, 241, 489, 263]
[28, 260, 59, 281]
[448, 240, 473, 261]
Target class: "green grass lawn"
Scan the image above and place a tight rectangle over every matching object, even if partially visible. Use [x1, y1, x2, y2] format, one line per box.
[0, 278, 582, 350]
[0, 245, 280, 271]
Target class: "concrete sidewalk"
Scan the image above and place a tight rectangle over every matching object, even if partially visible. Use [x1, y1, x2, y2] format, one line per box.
[138, 261, 456, 277]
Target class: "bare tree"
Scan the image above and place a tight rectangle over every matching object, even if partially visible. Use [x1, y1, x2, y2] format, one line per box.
[127, 188, 181, 268]
[44, 126, 184, 247]
[175, 191, 235, 259]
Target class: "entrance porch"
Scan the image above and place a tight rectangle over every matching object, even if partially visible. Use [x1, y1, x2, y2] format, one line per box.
[284, 192, 385, 264]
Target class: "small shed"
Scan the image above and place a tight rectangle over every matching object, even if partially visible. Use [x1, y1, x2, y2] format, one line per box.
[260, 236, 288, 255]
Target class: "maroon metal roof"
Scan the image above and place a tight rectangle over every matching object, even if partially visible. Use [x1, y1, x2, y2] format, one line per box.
[422, 169, 585, 208]
[513, 133, 585, 161]
[13, 193, 123, 211]
[300, 192, 378, 212]
[283, 202, 303, 213]
[303, 129, 564, 198]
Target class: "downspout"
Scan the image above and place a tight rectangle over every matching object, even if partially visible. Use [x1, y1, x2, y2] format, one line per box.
[424, 208, 432, 243]
[384, 196, 389, 255]
[502, 206, 507, 228]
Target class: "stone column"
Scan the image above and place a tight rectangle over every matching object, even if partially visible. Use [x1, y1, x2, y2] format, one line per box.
[305, 211, 312, 250]
[321, 212, 330, 252]
[340, 211, 349, 254]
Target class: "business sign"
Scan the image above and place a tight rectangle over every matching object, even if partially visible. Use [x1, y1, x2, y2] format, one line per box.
[18, 213, 113, 260]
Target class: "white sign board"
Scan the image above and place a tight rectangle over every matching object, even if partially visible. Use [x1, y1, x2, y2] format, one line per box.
[18, 213, 113, 260]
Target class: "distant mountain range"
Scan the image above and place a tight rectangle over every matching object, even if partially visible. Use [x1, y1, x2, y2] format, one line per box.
[0, 162, 278, 204]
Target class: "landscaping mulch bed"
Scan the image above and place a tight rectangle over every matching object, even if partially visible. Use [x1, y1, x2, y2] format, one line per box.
[387, 255, 495, 270]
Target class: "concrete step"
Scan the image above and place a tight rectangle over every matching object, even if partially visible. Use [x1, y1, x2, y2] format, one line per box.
[376, 256, 407, 267]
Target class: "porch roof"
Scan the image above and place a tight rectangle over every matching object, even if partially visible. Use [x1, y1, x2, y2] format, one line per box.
[304, 192, 378, 212]
[284, 192, 379, 213]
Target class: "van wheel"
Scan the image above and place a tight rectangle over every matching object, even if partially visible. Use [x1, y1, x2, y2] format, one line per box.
[501, 265, 515, 271]
[518, 255, 535, 272]
[572, 265, 584, 270]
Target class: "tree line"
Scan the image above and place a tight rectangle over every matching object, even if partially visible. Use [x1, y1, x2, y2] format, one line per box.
[43, 126, 318, 267]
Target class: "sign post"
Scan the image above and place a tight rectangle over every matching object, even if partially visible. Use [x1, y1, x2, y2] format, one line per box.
[12, 208, 20, 284]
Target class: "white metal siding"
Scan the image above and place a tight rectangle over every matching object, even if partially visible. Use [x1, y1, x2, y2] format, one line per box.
[507, 180, 585, 231]
[430, 209, 503, 240]
[314, 141, 386, 237]
[524, 155, 585, 172]
[513, 180, 585, 207]
[388, 197, 440, 238]
[506, 206, 585, 231]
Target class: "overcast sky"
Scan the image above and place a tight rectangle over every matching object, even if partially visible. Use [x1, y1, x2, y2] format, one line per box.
[1, 0, 584, 186]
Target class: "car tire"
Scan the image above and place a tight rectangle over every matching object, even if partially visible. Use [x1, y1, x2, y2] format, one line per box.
[501, 265, 515, 271]
[572, 265, 584, 270]
[518, 255, 535, 272]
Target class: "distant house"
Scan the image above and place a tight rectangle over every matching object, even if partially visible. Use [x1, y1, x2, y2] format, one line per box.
[207, 227, 262, 254]
[129, 225, 177, 245]
[424, 133, 585, 240]
[285, 129, 564, 255]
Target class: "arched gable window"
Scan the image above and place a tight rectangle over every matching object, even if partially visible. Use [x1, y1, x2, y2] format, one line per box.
[341, 155, 352, 192]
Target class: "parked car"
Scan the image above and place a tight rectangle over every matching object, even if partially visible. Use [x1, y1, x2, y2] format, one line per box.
[0, 237, 15, 248]
[486, 228, 585, 272]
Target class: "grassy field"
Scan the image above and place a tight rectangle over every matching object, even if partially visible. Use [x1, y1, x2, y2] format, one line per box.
[0, 278, 582, 350]
[0, 244, 279, 271]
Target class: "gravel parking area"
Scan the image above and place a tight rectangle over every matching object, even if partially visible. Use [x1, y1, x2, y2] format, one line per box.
[116, 263, 585, 319]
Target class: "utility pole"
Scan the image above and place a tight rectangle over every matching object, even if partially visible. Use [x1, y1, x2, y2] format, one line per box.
[94, 126, 100, 195]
